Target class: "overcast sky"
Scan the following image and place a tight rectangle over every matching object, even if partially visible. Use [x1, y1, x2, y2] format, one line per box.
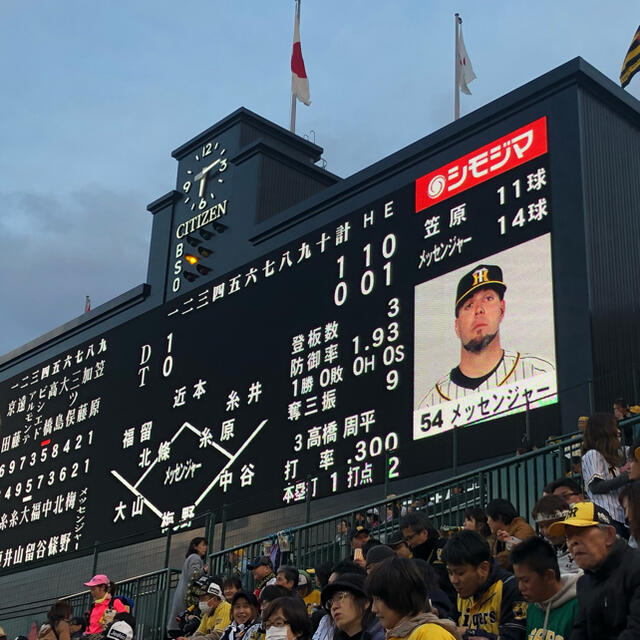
[1, 1, 638, 357]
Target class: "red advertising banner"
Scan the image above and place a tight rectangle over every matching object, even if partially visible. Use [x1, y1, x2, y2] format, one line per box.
[415, 117, 548, 212]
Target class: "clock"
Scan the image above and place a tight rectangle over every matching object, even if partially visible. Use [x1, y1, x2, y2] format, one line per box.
[180, 140, 229, 212]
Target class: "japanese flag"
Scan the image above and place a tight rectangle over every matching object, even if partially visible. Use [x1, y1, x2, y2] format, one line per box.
[291, 3, 311, 106]
[456, 21, 476, 95]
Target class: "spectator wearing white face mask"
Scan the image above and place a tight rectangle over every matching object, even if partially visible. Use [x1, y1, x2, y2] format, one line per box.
[177, 577, 231, 640]
[263, 597, 311, 640]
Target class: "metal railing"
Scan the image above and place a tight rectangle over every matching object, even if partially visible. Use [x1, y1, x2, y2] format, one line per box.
[2, 415, 638, 638]
[208, 431, 582, 575]
[0, 568, 180, 640]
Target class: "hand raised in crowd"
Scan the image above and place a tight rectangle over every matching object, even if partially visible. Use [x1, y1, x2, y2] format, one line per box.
[102, 609, 117, 625]
[495, 529, 521, 549]
[496, 529, 510, 542]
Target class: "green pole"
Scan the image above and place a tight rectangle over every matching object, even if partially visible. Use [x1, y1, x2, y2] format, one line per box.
[205, 511, 216, 553]
[160, 568, 172, 640]
[383, 451, 389, 499]
[92, 541, 100, 575]
[305, 475, 312, 523]
[452, 427, 458, 477]
[220, 504, 228, 550]
[164, 528, 172, 569]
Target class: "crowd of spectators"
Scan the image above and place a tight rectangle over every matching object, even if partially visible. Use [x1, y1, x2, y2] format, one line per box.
[8, 574, 138, 640]
[158, 409, 640, 640]
[7, 408, 640, 640]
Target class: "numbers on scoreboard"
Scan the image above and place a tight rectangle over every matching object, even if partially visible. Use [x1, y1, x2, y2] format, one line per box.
[353, 431, 399, 462]
[420, 409, 443, 433]
[1, 458, 91, 500]
[388, 455, 400, 479]
[334, 234, 397, 307]
[497, 179, 522, 205]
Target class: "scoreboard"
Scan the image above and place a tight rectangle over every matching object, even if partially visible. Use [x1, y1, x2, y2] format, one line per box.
[0, 115, 559, 570]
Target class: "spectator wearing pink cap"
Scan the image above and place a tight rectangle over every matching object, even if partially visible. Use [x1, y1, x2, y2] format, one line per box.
[84, 574, 127, 635]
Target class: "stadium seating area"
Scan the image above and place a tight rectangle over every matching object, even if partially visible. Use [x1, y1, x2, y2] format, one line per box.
[0, 426, 590, 639]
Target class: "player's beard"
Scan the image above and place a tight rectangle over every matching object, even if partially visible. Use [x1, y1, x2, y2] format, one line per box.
[462, 331, 498, 354]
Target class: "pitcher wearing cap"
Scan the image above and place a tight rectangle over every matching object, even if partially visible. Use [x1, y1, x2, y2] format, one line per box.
[418, 264, 554, 408]
[547, 501, 640, 639]
[83, 574, 127, 635]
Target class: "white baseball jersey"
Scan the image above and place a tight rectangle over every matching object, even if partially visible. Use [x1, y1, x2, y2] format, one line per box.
[581, 449, 627, 523]
[417, 349, 555, 409]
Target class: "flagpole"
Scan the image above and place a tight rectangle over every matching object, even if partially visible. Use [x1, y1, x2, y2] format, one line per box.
[290, 0, 300, 133]
[454, 13, 460, 121]
[290, 90, 297, 134]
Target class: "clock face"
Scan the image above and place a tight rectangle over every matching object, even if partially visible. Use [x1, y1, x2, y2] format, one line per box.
[181, 140, 229, 212]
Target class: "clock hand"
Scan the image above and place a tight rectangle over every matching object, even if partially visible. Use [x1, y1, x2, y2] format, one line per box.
[194, 158, 221, 187]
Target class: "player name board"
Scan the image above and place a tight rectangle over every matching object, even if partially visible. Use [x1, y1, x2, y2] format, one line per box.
[0, 116, 559, 570]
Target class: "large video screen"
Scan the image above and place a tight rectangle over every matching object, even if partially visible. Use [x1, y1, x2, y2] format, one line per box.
[0, 116, 557, 571]
[414, 235, 557, 439]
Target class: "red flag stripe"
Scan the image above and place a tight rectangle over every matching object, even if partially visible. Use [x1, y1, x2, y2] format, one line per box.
[291, 42, 307, 78]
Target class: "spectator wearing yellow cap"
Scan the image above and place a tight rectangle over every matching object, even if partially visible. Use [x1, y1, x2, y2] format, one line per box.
[548, 501, 640, 639]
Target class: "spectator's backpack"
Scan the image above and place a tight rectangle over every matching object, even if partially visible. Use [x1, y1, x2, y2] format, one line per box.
[112, 595, 134, 613]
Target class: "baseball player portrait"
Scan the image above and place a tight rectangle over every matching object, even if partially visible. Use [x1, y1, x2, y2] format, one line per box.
[417, 262, 555, 409]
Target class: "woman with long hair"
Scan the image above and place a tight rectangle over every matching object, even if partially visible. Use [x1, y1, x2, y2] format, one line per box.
[167, 536, 209, 636]
[38, 600, 73, 640]
[320, 573, 383, 640]
[581, 412, 629, 536]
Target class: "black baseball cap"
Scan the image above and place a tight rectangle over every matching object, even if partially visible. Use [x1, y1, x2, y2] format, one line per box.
[349, 525, 370, 539]
[455, 264, 506, 315]
[247, 556, 273, 570]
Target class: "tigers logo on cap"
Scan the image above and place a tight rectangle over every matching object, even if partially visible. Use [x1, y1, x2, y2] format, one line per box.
[547, 501, 613, 537]
[455, 264, 506, 315]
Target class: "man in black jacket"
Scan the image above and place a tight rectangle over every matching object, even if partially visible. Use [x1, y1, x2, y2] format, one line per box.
[399, 512, 455, 606]
[548, 501, 640, 639]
